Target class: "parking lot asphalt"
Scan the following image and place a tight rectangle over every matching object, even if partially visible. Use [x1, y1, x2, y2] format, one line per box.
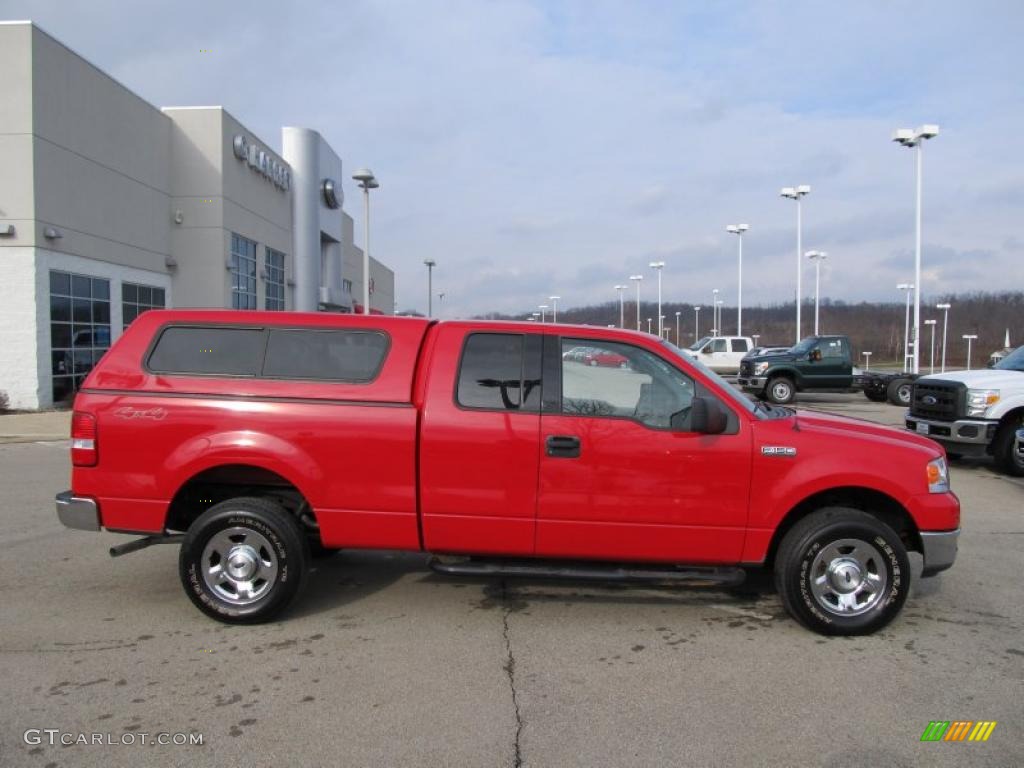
[1, 394, 1022, 767]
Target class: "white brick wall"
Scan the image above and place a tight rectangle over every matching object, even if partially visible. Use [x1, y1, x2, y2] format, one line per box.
[0, 247, 42, 410]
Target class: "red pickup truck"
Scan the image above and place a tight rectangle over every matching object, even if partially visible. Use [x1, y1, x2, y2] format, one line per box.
[56, 310, 960, 635]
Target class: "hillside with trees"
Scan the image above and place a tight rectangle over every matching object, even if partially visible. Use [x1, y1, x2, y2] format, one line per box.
[476, 291, 1023, 368]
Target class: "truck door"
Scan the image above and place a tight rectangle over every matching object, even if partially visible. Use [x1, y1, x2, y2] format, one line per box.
[704, 337, 729, 372]
[808, 337, 848, 387]
[536, 336, 750, 563]
[419, 327, 543, 555]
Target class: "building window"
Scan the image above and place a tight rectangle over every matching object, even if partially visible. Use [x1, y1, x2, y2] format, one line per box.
[122, 282, 166, 329]
[265, 247, 286, 311]
[49, 270, 111, 405]
[342, 279, 353, 294]
[230, 233, 258, 309]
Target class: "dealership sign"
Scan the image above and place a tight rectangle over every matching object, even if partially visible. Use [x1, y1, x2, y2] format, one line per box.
[232, 134, 291, 191]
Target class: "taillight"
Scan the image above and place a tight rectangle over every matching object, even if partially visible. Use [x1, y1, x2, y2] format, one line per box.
[71, 411, 98, 467]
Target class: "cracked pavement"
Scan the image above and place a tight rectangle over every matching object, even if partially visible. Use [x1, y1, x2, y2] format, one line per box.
[1, 396, 1023, 766]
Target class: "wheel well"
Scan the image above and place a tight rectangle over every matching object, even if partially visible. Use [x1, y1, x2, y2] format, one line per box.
[764, 487, 922, 568]
[998, 406, 1024, 429]
[165, 464, 317, 536]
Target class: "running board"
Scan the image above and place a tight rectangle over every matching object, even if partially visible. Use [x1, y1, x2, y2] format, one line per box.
[428, 556, 745, 586]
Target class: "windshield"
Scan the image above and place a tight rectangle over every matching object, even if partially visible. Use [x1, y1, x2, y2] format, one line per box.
[688, 336, 712, 351]
[660, 340, 759, 415]
[995, 346, 1024, 372]
[789, 337, 817, 355]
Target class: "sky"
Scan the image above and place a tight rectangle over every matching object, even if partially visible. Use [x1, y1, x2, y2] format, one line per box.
[3, 0, 1023, 317]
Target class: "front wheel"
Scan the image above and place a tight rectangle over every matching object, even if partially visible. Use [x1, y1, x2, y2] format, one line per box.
[767, 376, 795, 405]
[992, 419, 1024, 476]
[179, 496, 310, 623]
[774, 507, 910, 636]
[887, 378, 913, 407]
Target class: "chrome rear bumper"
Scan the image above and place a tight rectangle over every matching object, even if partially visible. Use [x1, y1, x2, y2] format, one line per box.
[56, 491, 100, 531]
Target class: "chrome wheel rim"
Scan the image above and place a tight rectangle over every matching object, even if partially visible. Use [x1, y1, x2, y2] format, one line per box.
[201, 527, 278, 605]
[772, 381, 791, 401]
[809, 538, 888, 617]
[898, 384, 912, 404]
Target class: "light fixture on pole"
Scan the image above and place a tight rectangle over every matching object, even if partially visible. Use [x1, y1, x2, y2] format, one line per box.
[660, 315, 666, 340]
[963, 334, 978, 370]
[646, 317, 653, 334]
[752, 333, 760, 347]
[726, 224, 749, 335]
[649, 261, 665, 336]
[862, 351, 872, 370]
[694, 306, 701, 340]
[893, 124, 939, 375]
[924, 319, 937, 374]
[352, 168, 380, 315]
[780, 185, 811, 343]
[712, 289, 719, 336]
[936, 302, 952, 373]
[630, 275, 643, 330]
[538, 304, 548, 323]
[675, 311, 681, 345]
[614, 285, 626, 328]
[806, 250, 828, 335]
[549, 295, 560, 323]
[531, 312, 540, 321]
[423, 258, 436, 317]
[715, 300, 724, 337]
[898, 283, 915, 373]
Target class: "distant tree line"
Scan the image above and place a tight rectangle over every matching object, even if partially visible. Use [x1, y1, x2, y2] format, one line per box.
[476, 291, 1023, 366]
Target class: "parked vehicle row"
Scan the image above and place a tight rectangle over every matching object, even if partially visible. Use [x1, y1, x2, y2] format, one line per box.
[682, 336, 754, 374]
[57, 310, 959, 636]
[563, 345, 630, 368]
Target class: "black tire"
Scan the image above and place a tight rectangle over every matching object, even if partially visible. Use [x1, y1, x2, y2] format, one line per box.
[766, 376, 795, 405]
[992, 417, 1024, 477]
[864, 389, 887, 403]
[886, 378, 913, 407]
[179, 496, 309, 623]
[774, 507, 910, 636]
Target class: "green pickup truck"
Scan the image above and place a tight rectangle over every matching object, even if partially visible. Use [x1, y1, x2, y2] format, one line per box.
[737, 335, 915, 406]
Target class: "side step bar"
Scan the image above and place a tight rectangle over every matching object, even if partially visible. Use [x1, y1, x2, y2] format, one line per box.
[428, 556, 745, 586]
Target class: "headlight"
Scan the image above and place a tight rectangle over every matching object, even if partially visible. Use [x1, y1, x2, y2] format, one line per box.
[754, 362, 770, 375]
[966, 389, 999, 417]
[926, 457, 950, 494]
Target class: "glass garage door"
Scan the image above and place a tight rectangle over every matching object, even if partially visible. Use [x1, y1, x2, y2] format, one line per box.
[49, 270, 110, 405]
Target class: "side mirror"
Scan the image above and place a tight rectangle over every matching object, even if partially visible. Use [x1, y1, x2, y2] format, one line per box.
[689, 396, 728, 435]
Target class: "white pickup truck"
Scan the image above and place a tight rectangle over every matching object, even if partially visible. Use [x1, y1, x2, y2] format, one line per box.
[683, 336, 754, 374]
[905, 346, 1024, 475]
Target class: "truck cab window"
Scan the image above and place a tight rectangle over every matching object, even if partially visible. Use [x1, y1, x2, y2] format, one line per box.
[457, 333, 540, 411]
[561, 339, 695, 430]
[710, 339, 727, 353]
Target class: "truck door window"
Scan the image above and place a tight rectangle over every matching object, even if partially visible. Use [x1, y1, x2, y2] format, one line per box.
[732, 339, 749, 352]
[457, 333, 541, 411]
[561, 339, 695, 430]
[710, 339, 727, 353]
[821, 339, 843, 361]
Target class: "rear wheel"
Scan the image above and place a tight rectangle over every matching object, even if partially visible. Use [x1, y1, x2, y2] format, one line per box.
[887, 378, 913, 407]
[767, 376, 795, 405]
[179, 496, 309, 623]
[774, 507, 910, 636]
[864, 389, 887, 403]
[992, 417, 1024, 476]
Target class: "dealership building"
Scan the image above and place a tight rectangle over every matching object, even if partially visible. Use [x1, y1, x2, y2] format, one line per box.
[0, 21, 395, 410]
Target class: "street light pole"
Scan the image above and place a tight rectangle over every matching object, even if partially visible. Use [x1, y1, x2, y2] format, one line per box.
[549, 295, 560, 323]
[538, 304, 548, 323]
[675, 311, 681, 345]
[423, 258, 436, 317]
[806, 251, 827, 335]
[712, 289, 719, 336]
[715, 300, 724, 337]
[694, 306, 701, 340]
[893, 125, 939, 375]
[630, 275, 643, 330]
[646, 317, 652, 334]
[963, 334, 978, 370]
[649, 262, 665, 336]
[781, 185, 810, 343]
[726, 224, 749, 335]
[898, 283, 915, 373]
[614, 285, 626, 328]
[936, 302, 951, 373]
[352, 168, 380, 315]
[862, 351, 872, 371]
[924, 319, 937, 374]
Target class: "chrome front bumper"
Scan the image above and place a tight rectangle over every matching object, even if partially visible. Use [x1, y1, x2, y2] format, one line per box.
[920, 528, 959, 577]
[737, 376, 766, 390]
[56, 491, 100, 531]
[904, 416, 998, 446]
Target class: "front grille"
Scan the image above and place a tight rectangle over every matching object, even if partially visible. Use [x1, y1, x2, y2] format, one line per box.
[740, 361, 753, 377]
[910, 380, 965, 422]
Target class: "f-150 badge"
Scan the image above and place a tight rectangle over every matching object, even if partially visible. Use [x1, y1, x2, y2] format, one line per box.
[762, 446, 797, 457]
